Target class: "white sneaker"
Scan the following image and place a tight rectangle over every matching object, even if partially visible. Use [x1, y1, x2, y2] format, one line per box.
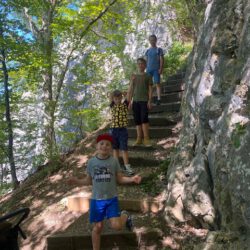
[124, 165, 135, 176]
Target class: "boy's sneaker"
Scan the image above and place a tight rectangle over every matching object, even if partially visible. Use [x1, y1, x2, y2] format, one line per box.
[121, 210, 133, 231]
[156, 99, 161, 105]
[133, 138, 142, 146]
[143, 138, 152, 147]
[124, 164, 135, 176]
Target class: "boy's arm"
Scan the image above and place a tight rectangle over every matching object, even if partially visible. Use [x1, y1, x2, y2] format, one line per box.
[116, 172, 141, 184]
[127, 75, 135, 111]
[109, 92, 114, 104]
[127, 74, 136, 102]
[68, 174, 92, 186]
[148, 81, 153, 103]
[159, 49, 164, 74]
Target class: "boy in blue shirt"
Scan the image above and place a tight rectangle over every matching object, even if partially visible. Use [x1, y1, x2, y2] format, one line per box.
[68, 133, 141, 250]
[145, 34, 164, 105]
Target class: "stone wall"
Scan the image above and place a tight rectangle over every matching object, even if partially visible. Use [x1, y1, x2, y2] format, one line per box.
[165, 0, 250, 246]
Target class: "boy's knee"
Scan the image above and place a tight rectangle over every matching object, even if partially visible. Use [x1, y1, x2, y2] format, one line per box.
[110, 219, 122, 230]
[92, 223, 103, 234]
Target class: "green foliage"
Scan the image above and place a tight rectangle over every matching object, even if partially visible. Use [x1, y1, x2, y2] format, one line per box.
[34, 157, 62, 180]
[163, 41, 192, 78]
[231, 123, 247, 148]
[167, 0, 206, 38]
[0, 183, 13, 196]
[140, 159, 170, 196]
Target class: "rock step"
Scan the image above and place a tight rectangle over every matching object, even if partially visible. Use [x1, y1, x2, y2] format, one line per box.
[164, 72, 185, 82]
[128, 116, 176, 126]
[154, 92, 183, 103]
[47, 230, 163, 250]
[120, 155, 162, 166]
[66, 197, 162, 213]
[127, 126, 173, 139]
[162, 83, 184, 93]
[128, 102, 181, 114]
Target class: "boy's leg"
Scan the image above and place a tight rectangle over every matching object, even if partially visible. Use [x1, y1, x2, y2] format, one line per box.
[153, 70, 161, 104]
[133, 125, 143, 145]
[139, 102, 151, 146]
[92, 222, 103, 250]
[109, 214, 127, 231]
[119, 128, 129, 165]
[156, 83, 161, 102]
[122, 150, 129, 165]
[90, 199, 106, 250]
[113, 149, 119, 159]
[132, 101, 143, 145]
[122, 150, 135, 175]
[111, 129, 120, 157]
[142, 122, 149, 139]
[142, 123, 152, 147]
[109, 211, 133, 231]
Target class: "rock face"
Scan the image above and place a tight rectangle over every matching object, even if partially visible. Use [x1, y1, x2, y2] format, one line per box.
[165, 0, 250, 246]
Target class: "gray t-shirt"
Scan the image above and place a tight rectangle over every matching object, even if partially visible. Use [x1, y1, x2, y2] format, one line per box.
[87, 156, 121, 200]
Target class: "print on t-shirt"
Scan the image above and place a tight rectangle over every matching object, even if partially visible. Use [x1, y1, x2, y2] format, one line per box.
[93, 165, 113, 182]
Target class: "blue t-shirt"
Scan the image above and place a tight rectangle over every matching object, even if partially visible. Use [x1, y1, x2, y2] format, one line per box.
[87, 156, 121, 200]
[145, 47, 164, 71]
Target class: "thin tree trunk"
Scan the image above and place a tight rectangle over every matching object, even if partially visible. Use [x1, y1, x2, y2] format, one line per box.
[0, 39, 19, 188]
[23, 0, 119, 160]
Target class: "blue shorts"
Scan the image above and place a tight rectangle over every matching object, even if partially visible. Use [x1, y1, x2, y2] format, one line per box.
[110, 128, 128, 151]
[89, 197, 120, 223]
[147, 69, 160, 84]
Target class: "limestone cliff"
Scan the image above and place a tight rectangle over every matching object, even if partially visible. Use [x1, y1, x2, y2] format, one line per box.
[165, 0, 250, 247]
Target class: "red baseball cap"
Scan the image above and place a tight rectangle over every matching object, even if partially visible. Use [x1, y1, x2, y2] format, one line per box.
[96, 133, 113, 144]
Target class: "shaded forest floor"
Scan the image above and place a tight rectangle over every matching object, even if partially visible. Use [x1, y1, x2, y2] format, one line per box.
[0, 121, 208, 250]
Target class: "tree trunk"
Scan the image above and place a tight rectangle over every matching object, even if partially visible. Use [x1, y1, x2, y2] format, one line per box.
[0, 40, 19, 188]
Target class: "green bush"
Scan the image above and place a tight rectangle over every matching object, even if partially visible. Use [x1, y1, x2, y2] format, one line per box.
[163, 41, 193, 79]
[0, 182, 13, 196]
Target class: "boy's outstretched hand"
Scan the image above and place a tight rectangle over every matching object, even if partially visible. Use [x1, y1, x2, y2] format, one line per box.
[132, 175, 142, 184]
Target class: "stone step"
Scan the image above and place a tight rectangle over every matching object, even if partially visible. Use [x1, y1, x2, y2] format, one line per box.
[151, 102, 181, 113]
[121, 155, 162, 167]
[157, 92, 183, 103]
[162, 78, 183, 87]
[66, 197, 161, 213]
[128, 102, 181, 114]
[128, 116, 176, 127]
[47, 230, 163, 250]
[167, 71, 186, 81]
[162, 83, 184, 93]
[127, 126, 173, 139]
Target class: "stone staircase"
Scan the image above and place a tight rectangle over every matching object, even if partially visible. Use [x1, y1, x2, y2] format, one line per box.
[47, 71, 185, 250]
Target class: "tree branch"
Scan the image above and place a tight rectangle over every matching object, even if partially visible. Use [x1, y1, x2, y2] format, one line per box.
[54, 0, 119, 105]
[79, 0, 118, 40]
[90, 29, 118, 47]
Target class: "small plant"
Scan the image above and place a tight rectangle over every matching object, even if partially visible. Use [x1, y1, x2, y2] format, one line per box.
[0, 182, 13, 196]
[140, 159, 170, 196]
[163, 41, 193, 79]
[231, 123, 247, 148]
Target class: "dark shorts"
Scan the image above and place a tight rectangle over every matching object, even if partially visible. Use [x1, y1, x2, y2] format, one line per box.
[89, 196, 120, 223]
[132, 101, 149, 125]
[147, 69, 160, 84]
[110, 128, 128, 151]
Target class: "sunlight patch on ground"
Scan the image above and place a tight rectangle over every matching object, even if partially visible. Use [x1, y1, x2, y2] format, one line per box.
[49, 174, 63, 183]
[75, 154, 89, 168]
[21, 203, 82, 250]
[31, 199, 43, 209]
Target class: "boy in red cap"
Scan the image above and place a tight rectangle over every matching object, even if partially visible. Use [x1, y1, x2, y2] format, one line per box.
[68, 133, 141, 250]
